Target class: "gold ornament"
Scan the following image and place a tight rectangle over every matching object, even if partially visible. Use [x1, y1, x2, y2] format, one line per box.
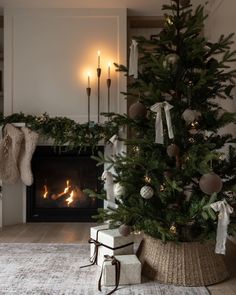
[188, 137, 195, 143]
[144, 175, 151, 183]
[166, 16, 173, 25]
[190, 121, 199, 128]
[160, 184, 165, 192]
[170, 225, 177, 235]
[133, 146, 140, 153]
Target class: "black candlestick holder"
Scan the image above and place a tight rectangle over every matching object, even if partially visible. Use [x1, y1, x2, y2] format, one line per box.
[97, 68, 102, 123]
[107, 78, 111, 115]
[86, 87, 91, 122]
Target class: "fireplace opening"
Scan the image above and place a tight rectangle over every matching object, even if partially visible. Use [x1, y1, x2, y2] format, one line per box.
[27, 146, 103, 222]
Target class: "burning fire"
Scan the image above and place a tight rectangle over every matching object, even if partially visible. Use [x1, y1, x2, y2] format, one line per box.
[57, 179, 71, 197]
[66, 190, 74, 207]
[41, 178, 87, 207]
[43, 185, 48, 199]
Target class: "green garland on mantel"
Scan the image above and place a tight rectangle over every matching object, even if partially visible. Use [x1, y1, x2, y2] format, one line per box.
[0, 112, 125, 150]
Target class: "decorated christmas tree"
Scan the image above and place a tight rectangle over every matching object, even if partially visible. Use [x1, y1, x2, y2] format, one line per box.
[93, 0, 236, 249]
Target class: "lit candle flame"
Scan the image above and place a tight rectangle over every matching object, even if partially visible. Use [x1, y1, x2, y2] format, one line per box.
[108, 62, 111, 79]
[43, 185, 48, 199]
[87, 72, 91, 88]
[66, 190, 74, 207]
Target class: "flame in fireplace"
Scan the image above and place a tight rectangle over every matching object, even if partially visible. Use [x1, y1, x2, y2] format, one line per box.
[57, 179, 71, 198]
[41, 178, 91, 208]
[43, 185, 48, 199]
[66, 190, 74, 207]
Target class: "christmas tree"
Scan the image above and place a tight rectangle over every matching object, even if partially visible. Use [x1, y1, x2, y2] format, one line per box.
[93, 0, 236, 244]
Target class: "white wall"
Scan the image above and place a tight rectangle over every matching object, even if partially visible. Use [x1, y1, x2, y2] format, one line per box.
[1, 8, 127, 226]
[205, 0, 236, 137]
[4, 8, 127, 121]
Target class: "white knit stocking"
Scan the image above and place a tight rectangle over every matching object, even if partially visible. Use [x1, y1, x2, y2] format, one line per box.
[0, 124, 24, 184]
[19, 127, 39, 186]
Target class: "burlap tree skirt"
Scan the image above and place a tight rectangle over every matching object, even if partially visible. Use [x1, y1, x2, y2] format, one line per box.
[137, 234, 229, 286]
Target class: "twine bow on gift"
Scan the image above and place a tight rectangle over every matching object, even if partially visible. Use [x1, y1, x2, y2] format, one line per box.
[98, 255, 121, 295]
[150, 102, 174, 144]
[102, 171, 115, 202]
[210, 199, 234, 255]
[129, 39, 139, 79]
[80, 238, 102, 268]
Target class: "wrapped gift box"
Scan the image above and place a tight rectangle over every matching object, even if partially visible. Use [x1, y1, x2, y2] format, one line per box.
[90, 224, 134, 267]
[101, 255, 141, 286]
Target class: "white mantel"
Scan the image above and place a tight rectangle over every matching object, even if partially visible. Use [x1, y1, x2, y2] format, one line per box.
[1, 7, 127, 226]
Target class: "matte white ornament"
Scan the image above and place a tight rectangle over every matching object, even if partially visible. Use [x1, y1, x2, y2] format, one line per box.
[113, 183, 125, 200]
[140, 185, 154, 199]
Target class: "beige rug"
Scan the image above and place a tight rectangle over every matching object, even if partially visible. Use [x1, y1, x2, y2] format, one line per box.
[0, 243, 209, 295]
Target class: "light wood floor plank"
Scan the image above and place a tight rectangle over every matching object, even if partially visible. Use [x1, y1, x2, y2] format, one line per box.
[0, 223, 235, 294]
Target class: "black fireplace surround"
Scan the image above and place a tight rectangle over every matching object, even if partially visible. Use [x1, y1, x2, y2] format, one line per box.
[27, 146, 103, 222]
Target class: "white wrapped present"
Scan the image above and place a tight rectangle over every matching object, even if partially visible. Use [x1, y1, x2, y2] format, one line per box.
[98, 255, 141, 291]
[89, 224, 134, 267]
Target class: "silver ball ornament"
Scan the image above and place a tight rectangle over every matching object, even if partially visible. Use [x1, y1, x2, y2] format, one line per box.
[119, 224, 132, 236]
[163, 53, 179, 69]
[140, 185, 154, 199]
[199, 173, 223, 195]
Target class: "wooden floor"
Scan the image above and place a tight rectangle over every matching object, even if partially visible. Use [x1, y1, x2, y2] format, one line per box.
[0, 223, 235, 295]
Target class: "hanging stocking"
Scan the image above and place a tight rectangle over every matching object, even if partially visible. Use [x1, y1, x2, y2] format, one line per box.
[19, 127, 39, 186]
[0, 124, 24, 184]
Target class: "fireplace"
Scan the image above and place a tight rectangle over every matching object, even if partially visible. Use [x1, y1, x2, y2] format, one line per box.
[27, 146, 103, 222]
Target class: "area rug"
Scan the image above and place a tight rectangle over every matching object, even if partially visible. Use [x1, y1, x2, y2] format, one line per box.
[0, 243, 209, 295]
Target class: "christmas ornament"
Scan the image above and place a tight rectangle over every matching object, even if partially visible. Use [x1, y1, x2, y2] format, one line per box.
[170, 224, 177, 235]
[188, 137, 195, 143]
[144, 175, 151, 183]
[180, 0, 190, 7]
[150, 102, 174, 144]
[129, 39, 139, 79]
[160, 184, 165, 192]
[133, 146, 140, 153]
[182, 109, 201, 124]
[140, 185, 154, 199]
[163, 53, 179, 69]
[167, 144, 179, 157]
[199, 173, 223, 195]
[118, 224, 132, 237]
[113, 183, 125, 199]
[129, 102, 147, 120]
[210, 199, 233, 254]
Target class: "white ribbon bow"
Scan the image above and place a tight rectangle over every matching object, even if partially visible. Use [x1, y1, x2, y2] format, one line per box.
[101, 171, 115, 202]
[210, 199, 234, 255]
[129, 40, 138, 79]
[109, 134, 119, 156]
[150, 102, 174, 144]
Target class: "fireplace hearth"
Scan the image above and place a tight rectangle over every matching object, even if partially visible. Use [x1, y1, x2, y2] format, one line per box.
[27, 146, 103, 222]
